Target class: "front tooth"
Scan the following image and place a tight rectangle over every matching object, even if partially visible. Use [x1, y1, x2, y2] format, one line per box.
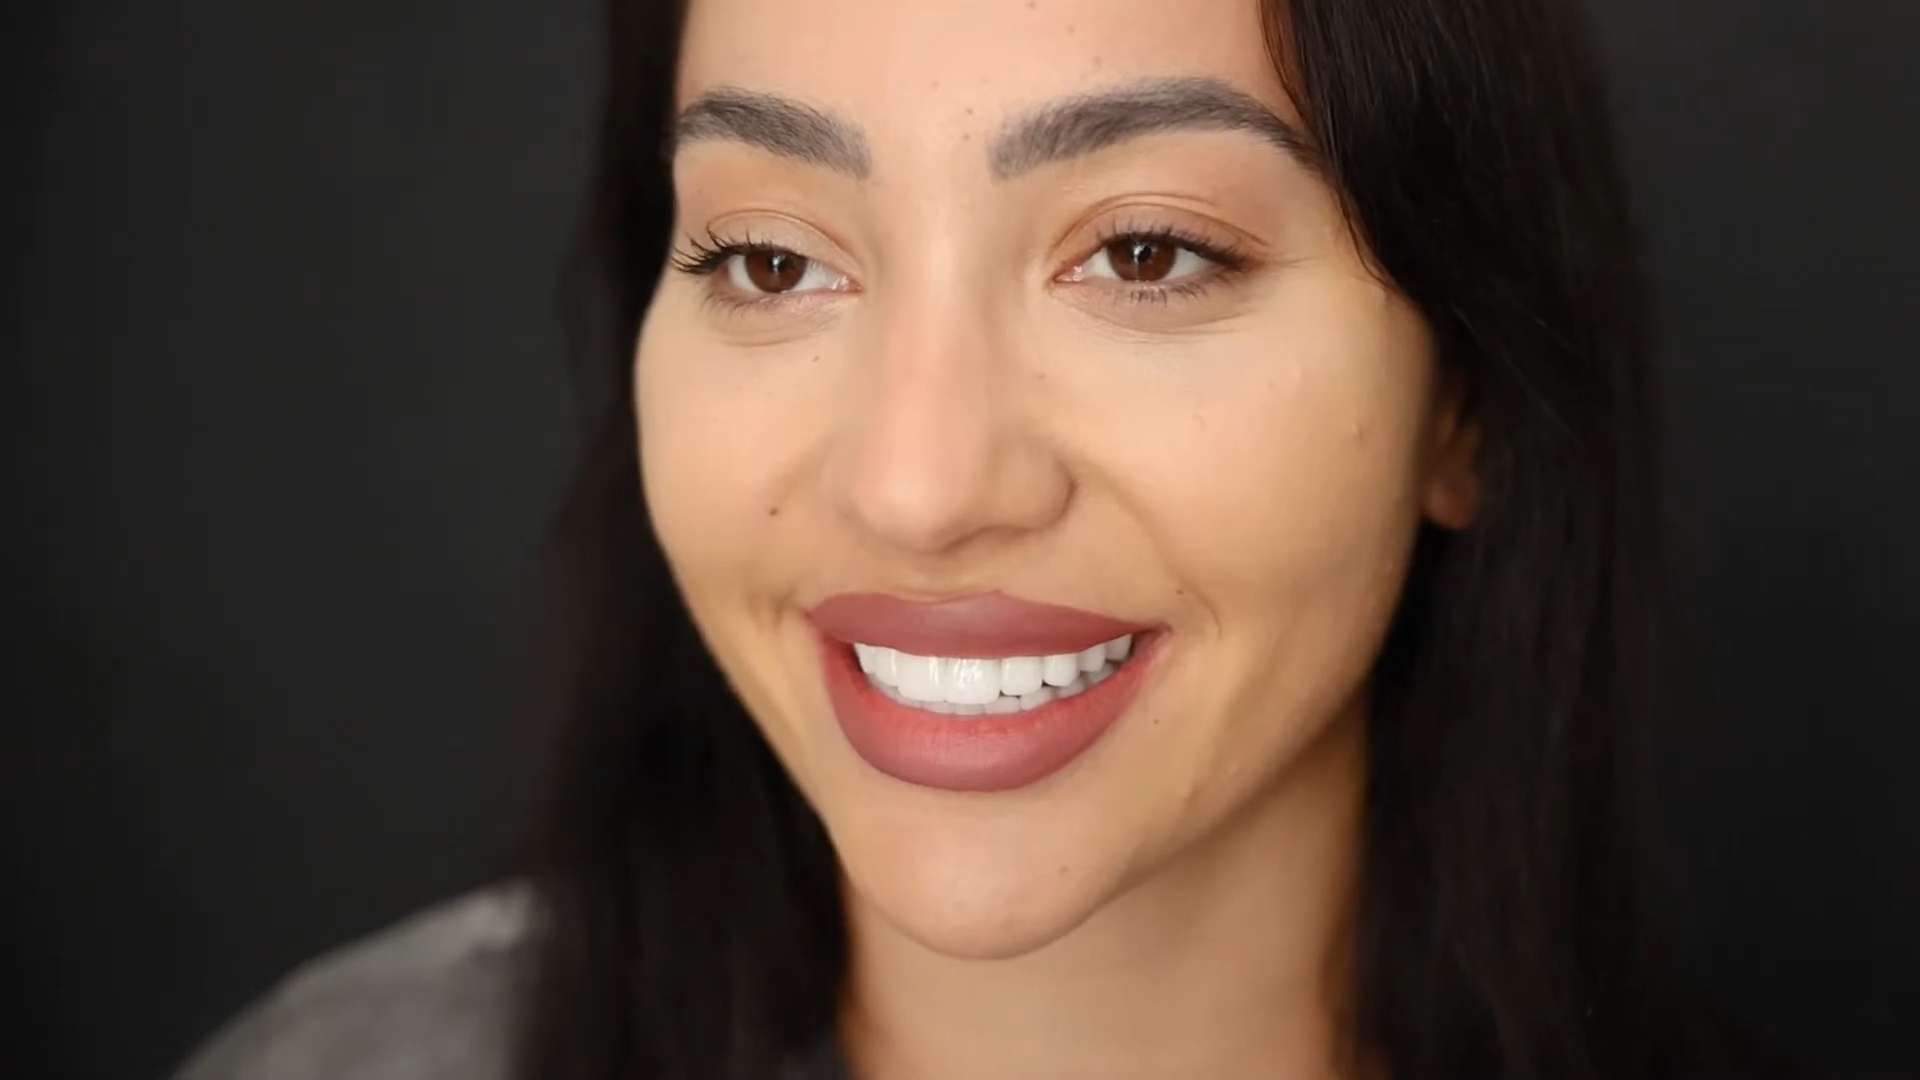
[1000, 656, 1044, 697]
[1104, 635, 1132, 662]
[945, 658, 1002, 705]
[1076, 645, 1105, 673]
[1041, 653, 1080, 687]
[895, 653, 946, 702]
[869, 646, 900, 686]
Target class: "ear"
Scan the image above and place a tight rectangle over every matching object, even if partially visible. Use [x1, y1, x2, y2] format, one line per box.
[1421, 370, 1481, 531]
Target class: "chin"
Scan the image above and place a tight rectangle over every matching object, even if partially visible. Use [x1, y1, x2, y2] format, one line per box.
[829, 786, 1137, 962]
[851, 859, 1120, 962]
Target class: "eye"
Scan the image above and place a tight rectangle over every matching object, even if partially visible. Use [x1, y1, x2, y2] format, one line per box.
[1062, 230, 1243, 288]
[1082, 236, 1213, 284]
[723, 248, 848, 296]
[669, 232, 856, 304]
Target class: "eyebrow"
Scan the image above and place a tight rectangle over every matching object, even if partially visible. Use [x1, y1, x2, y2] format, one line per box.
[672, 87, 873, 178]
[989, 76, 1317, 179]
[669, 77, 1316, 180]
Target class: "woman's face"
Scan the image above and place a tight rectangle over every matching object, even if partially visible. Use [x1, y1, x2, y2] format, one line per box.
[639, 0, 1477, 959]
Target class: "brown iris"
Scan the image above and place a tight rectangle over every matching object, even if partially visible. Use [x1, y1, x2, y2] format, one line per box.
[741, 250, 808, 293]
[1104, 237, 1179, 283]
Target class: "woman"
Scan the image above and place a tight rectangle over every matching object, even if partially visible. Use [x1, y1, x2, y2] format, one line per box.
[176, 0, 1792, 1077]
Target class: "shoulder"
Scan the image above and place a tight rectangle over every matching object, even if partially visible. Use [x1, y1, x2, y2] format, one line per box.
[170, 883, 533, 1080]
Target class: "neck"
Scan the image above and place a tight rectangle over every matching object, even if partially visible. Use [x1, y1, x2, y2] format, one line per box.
[839, 708, 1370, 1080]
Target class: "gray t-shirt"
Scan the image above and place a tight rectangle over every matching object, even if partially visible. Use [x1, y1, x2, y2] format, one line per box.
[171, 885, 849, 1080]
[171, 886, 532, 1080]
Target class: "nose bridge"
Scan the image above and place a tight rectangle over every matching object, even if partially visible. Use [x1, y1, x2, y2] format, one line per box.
[826, 281, 1066, 555]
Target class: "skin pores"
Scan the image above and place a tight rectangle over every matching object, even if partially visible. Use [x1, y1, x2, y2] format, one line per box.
[639, 0, 1476, 1072]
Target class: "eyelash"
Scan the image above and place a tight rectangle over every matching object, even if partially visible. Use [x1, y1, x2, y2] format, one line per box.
[668, 227, 776, 277]
[666, 222, 1255, 313]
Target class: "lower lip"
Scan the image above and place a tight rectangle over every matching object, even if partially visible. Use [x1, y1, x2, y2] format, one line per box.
[816, 632, 1161, 793]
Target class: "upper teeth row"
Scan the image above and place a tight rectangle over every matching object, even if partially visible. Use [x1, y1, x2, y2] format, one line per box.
[854, 635, 1134, 706]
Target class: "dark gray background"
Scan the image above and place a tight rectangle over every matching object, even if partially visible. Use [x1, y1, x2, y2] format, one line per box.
[4, 2, 1916, 1077]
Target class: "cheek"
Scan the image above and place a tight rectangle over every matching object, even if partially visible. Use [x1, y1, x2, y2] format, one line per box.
[1064, 287, 1435, 801]
[637, 317, 718, 570]
[635, 309, 834, 766]
[1081, 294, 1436, 611]
[1165, 383, 1425, 609]
[634, 309, 815, 589]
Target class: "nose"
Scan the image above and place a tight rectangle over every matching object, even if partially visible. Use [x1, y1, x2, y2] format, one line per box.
[822, 295, 1071, 557]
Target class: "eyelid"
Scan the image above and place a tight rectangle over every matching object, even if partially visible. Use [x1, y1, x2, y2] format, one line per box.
[674, 211, 861, 272]
[1053, 210, 1259, 280]
[1050, 225, 1255, 298]
[667, 229, 860, 324]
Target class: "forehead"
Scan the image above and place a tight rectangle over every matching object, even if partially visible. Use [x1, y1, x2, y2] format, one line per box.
[676, 0, 1289, 141]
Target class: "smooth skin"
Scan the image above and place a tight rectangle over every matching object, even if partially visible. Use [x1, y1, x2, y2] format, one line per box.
[637, 0, 1480, 1075]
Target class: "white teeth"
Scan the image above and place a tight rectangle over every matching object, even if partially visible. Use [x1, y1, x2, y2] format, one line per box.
[945, 657, 1002, 705]
[895, 653, 945, 703]
[1019, 687, 1055, 709]
[856, 645, 900, 687]
[999, 656, 1044, 697]
[852, 633, 1139, 718]
[1041, 653, 1080, 687]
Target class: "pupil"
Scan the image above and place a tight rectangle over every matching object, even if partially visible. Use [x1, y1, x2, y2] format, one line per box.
[747, 251, 806, 293]
[1112, 239, 1176, 282]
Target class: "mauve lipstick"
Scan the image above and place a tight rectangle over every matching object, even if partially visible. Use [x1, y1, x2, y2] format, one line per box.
[810, 592, 1149, 657]
[806, 592, 1162, 792]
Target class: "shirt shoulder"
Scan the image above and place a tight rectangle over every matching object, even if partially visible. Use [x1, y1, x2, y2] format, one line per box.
[170, 884, 532, 1080]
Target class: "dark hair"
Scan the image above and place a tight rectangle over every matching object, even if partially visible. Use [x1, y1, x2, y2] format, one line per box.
[517, 1, 1771, 1077]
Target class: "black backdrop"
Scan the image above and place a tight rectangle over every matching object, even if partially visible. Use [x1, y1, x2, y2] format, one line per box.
[4, 2, 1916, 1077]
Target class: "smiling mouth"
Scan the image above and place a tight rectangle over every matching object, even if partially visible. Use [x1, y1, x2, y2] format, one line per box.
[851, 634, 1139, 716]
[807, 591, 1159, 791]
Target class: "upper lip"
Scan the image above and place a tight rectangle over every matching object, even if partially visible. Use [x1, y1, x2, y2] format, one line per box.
[806, 591, 1153, 658]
